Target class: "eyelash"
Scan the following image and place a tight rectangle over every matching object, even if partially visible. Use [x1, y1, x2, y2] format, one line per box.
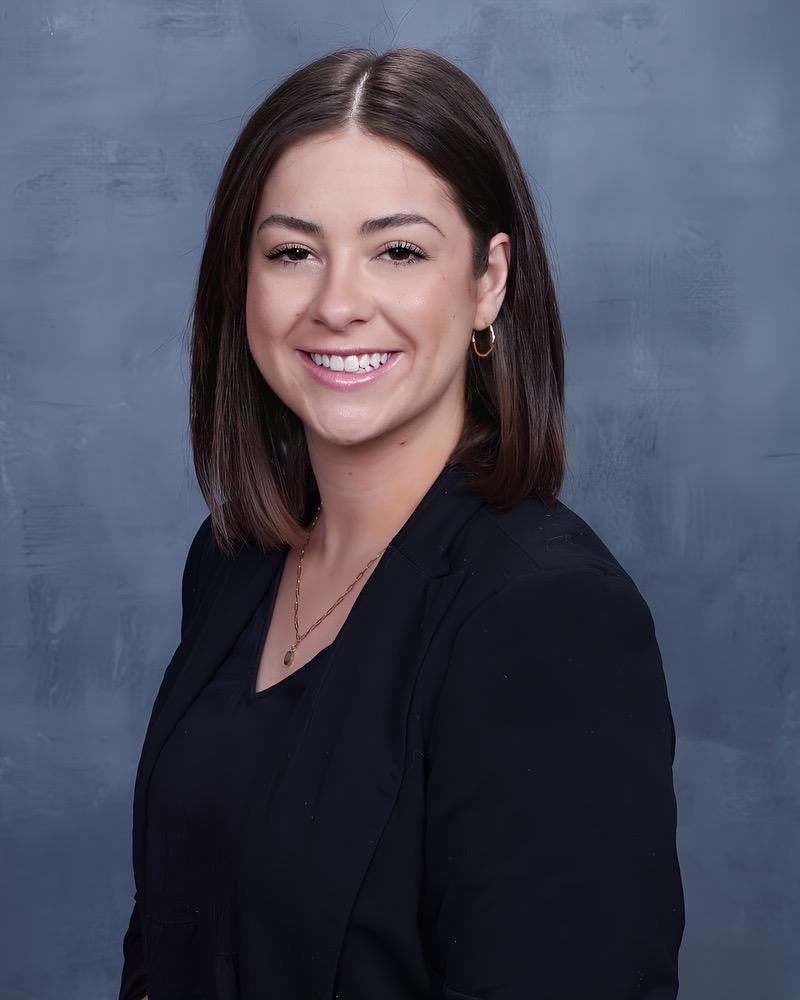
[263, 240, 428, 268]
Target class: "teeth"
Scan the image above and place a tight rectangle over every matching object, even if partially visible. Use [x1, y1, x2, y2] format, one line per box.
[310, 352, 391, 371]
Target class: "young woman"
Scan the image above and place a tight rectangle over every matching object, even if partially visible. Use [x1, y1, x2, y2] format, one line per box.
[119, 46, 684, 1000]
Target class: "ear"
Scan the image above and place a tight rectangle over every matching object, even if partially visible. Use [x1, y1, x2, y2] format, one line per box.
[473, 232, 511, 330]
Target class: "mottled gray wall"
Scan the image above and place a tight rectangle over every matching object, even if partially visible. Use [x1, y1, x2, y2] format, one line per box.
[1, 1, 797, 997]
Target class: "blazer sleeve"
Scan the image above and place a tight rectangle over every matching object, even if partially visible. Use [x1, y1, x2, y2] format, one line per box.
[423, 568, 685, 1000]
[117, 514, 212, 1000]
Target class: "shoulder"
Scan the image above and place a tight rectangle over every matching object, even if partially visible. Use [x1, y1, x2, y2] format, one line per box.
[450, 493, 653, 628]
[188, 511, 214, 561]
[446, 566, 664, 713]
[180, 513, 214, 637]
[437, 496, 670, 741]
[183, 512, 214, 582]
[457, 492, 636, 583]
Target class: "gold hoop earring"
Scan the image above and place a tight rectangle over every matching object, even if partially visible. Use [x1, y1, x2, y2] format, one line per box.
[471, 323, 496, 358]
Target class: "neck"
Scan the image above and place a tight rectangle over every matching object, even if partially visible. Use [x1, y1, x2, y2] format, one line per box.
[303, 406, 464, 571]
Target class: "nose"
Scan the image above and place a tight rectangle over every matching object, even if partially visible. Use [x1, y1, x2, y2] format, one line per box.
[310, 251, 374, 331]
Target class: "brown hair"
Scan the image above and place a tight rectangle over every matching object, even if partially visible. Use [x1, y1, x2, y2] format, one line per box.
[188, 46, 566, 555]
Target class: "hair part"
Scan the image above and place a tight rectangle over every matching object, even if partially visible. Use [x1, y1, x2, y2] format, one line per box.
[187, 46, 566, 556]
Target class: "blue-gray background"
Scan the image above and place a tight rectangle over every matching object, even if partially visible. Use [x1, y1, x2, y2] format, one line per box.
[1, 1, 797, 997]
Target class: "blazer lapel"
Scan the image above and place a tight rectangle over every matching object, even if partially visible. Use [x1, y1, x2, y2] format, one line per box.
[131, 539, 286, 889]
[131, 460, 485, 998]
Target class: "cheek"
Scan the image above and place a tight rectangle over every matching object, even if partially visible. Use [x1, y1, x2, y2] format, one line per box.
[246, 275, 297, 339]
[245, 269, 265, 324]
[245, 287, 291, 343]
[400, 294, 469, 363]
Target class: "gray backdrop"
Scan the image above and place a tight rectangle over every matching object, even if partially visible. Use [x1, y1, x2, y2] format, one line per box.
[1, 1, 797, 997]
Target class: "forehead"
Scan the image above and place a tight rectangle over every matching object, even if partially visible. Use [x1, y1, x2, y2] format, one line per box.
[255, 128, 456, 215]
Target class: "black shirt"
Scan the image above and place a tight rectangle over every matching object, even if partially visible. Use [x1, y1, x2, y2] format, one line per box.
[143, 553, 332, 999]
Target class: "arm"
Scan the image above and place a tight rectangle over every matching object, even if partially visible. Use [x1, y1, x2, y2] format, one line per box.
[423, 569, 684, 1000]
[118, 900, 147, 1000]
[117, 516, 211, 1000]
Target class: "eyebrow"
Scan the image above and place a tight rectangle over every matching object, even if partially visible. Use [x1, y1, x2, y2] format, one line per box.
[255, 212, 445, 239]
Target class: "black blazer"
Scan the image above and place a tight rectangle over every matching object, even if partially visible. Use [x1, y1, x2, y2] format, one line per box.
[119, 460, 684, 1000]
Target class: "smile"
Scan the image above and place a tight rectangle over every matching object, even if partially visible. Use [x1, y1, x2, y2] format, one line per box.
[297, 349, 403, 388]
[309, 351, 390, 372]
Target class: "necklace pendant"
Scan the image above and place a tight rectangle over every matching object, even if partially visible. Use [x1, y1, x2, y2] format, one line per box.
[283, 648, 294, 667]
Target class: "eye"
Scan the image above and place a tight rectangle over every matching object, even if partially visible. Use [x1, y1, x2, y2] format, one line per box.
[381, 240, 428, 266]
[262, 240, 429, 268]
[264, 244, 311, 267]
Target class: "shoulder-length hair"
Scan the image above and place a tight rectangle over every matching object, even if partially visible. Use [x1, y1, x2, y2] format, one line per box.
[189, 46, 566, 555]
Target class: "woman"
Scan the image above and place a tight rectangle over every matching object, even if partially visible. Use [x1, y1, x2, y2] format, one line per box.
[119, 46, 684, 1000]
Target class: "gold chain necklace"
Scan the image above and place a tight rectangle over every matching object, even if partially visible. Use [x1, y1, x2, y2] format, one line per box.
[283, 503, 387, 667]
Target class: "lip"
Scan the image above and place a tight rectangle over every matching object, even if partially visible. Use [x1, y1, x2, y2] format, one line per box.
[297, 349, 403, 388]
[302, 348, 393, 356]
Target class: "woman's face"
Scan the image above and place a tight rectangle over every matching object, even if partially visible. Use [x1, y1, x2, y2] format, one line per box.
[245, 127, 508, 454]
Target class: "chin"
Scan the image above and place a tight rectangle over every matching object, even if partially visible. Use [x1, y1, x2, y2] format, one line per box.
[324, 432, 386, 450]
[316, 410, 415, 450]
[306, 421, 385, 449]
